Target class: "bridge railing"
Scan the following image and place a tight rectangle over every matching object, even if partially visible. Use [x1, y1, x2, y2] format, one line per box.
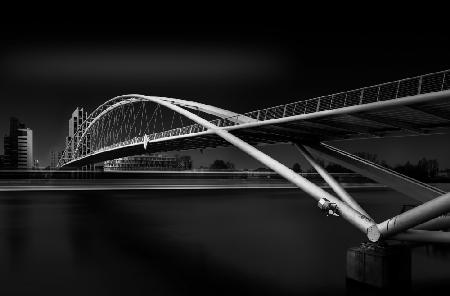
[150, 70, 448, 134]
[210, 69, 450, 127]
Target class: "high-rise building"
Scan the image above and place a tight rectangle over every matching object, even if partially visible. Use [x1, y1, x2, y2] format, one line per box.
[60, 107, 92, 169]
[66, 107, 91, 160]
[3, 117, 33, 169]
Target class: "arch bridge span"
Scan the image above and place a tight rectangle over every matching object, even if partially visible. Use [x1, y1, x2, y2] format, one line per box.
[59, 69, 450, 244]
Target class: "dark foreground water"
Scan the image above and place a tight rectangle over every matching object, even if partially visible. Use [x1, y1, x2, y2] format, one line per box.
[0, 186, 449, 295]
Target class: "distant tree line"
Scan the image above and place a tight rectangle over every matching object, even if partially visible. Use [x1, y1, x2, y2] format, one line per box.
[392, 158, 439, 180]
[205, 154, 444, 182]
[291, 152, 443, 182]
[208, 159, 236, 170]
[353, 153, 440, 180]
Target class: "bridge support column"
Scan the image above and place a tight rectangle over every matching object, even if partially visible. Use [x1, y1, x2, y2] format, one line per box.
[346, 242, 411, 290]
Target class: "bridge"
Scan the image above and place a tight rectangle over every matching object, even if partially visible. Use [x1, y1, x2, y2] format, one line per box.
[58, 69, 450, 246]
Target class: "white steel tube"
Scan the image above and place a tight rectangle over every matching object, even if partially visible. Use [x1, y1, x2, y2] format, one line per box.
[415, 215, 450, 231]
[294, 143, 372, 219]
[213, 128, 380, 242]
[148, 97, 380, 241]
[391, 229, 450, 244]
[378, 192, 450, 238]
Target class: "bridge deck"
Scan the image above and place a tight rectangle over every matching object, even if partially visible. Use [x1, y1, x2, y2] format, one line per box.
[152, 91, 450, 149]
[63, 69, 450, 168]
[66, 90, 450, 168]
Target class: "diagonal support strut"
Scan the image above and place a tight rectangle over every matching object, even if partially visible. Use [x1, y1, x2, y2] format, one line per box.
[294, 142, 371, 219]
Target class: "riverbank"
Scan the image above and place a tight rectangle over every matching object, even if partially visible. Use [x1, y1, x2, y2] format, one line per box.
[1, 179, 448, 192]
[0, 179, 389, 191]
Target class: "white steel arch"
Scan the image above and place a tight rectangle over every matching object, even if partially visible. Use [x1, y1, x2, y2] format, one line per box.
[65, 94, 257, 163]
[60, 94, 380, 242]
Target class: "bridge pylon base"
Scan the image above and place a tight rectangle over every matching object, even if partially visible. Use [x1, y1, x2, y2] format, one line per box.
[346, 242, 411, 289]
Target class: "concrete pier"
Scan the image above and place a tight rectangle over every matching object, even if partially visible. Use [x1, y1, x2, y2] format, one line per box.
[346, 242, 411, 289]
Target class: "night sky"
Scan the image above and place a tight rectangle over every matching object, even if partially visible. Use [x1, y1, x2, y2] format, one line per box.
[1, 21, 449, 169]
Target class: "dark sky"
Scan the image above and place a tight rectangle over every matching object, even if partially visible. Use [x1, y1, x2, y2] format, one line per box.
[1, 21, 449, 169]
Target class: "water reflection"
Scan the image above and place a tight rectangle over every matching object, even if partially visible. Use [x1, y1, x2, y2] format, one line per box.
[345, 278, 412, 296]
[2, 195, 30, 269]
[0, 188, 448, 295]
[67, 194, 97, 264]
[424, 243, 450, 258]
[65, 192, 286, 295]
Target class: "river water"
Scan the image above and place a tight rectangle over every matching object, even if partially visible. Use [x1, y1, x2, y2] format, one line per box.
[0, 186, 449, 295]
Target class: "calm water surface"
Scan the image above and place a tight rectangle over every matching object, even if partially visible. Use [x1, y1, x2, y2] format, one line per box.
[0, 186, 449, 295]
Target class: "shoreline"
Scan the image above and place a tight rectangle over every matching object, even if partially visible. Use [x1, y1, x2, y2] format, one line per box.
[0, 181, 388, 192]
